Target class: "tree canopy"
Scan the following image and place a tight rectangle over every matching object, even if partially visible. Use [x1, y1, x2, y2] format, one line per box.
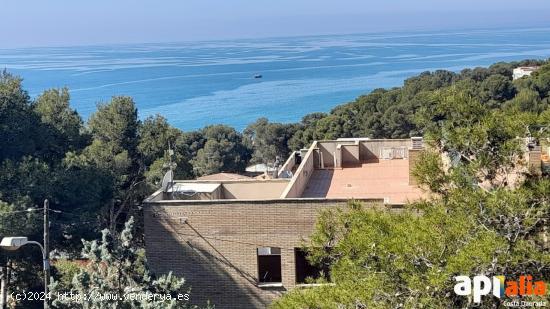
[273, 62, 550, 308]
[51, 217, 208, 309]
[0, 58, 549, 308]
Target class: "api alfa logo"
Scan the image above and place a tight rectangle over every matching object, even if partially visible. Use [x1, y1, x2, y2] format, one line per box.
[454, 275, 547, 303]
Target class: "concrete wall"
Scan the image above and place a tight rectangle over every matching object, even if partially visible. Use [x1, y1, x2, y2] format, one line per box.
[361, 139, 411, 161]
[281, 156, 314, 198]
[151, 180, 290, 201]
[281, 143, 319, 198]
[144, 198, 389, 309]
[278, 152, 297, 178]
[318, 142, 336, 168]
[146, 187, 223, 201]
[223, 181, 290, 199]
[335, 144, 342, 168]
[341, 144, 360, 166]
[317, 141, 356, 168]
[280, 142, 318, 198]
[317, 139, 412, 165]
[174, 190, 222, 201]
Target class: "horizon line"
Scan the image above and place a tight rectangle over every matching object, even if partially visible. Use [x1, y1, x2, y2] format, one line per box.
[2, 24, 550, 51]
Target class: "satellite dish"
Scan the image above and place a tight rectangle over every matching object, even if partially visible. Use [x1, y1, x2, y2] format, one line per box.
[161, 170, 174, 192]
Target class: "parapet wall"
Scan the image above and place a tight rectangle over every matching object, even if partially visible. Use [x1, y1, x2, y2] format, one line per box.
[360, 139, 411, 161]
[280, 141, 318, 198]
[278, 151, 298, 177]
[318, 139, 413, 167]
[222, 180, 289, 199]
[147, 179, 291, 202]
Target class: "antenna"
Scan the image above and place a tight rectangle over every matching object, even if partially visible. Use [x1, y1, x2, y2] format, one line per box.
[161, 170, 174, 192]
[161, 142, 177, 192]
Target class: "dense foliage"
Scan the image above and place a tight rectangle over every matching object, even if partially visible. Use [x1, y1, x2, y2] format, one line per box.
[1, 58, 549, 307]
[51, 217, 207, 309]
[273, 62, 550, 308]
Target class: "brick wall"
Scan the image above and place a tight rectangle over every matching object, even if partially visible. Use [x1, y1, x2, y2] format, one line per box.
[144, 199, 388, 308]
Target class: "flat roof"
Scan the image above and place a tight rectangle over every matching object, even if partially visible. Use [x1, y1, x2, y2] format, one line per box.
[197, 173, 251, 181]
[301, 160, 426, 204]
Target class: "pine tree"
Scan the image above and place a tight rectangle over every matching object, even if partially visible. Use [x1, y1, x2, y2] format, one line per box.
[50, 217, 210, 309]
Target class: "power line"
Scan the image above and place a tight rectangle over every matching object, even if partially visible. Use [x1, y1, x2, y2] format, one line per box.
[0, 207, 63, 216]
[50, 220, 100, 227]
[0, 209, 40, 215]
[51, 209, 87, 218]
[0, 207, 104, 229]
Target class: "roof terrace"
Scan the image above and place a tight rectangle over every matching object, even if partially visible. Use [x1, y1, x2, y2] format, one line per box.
[145, 137, 428, 205]
[301, 159, 424, 203]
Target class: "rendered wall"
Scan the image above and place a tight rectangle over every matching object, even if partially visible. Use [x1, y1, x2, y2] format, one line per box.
[318, 142, 336, 168]
[280, 142, 318, 198]
[178, 191, 221, 200]
[341, 144, 360, 166]
[317, 141, 356, 168]
[278, 151, 297, 177]
[361, 139, 412, 160]
[222, 181, 289, 199]
[318, 140, 411, 165]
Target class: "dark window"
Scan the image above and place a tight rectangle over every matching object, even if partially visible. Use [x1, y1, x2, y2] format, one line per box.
[295, 248, 330, 284]
[257, 247, 282, 283]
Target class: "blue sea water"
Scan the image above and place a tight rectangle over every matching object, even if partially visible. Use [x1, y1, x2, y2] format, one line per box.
[1, 27, 550, 131]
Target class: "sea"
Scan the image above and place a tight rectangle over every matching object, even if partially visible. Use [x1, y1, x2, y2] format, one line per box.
[1, 27, 550, 131]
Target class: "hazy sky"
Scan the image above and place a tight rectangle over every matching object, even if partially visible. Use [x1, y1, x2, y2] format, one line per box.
[2, 0, 550, 48]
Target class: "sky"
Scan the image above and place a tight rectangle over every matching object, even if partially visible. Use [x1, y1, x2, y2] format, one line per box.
[2, 0, 550, 48]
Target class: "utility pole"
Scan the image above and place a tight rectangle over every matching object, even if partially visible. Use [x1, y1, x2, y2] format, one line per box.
[43, 199, 50, 309]
[0, 264, 7, 309]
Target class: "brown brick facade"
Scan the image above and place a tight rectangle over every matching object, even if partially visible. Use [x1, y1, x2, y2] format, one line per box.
[144, 199, 389, 308]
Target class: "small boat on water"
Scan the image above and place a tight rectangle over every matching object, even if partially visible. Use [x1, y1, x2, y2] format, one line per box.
[254, 74, 262, 79]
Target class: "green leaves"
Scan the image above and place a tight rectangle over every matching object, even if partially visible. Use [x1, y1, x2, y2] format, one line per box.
[244, 118, 297, 164]
[276, 60, 550, 308]
[190, 125, 250, 176]
[34, 87, 86, 154]
[51, 217, 201, 309]
[277, 179, 549, 308]
[1, 57, 549, 308]
[0, 70, 40, 161]
[89, 96, 139, 149]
